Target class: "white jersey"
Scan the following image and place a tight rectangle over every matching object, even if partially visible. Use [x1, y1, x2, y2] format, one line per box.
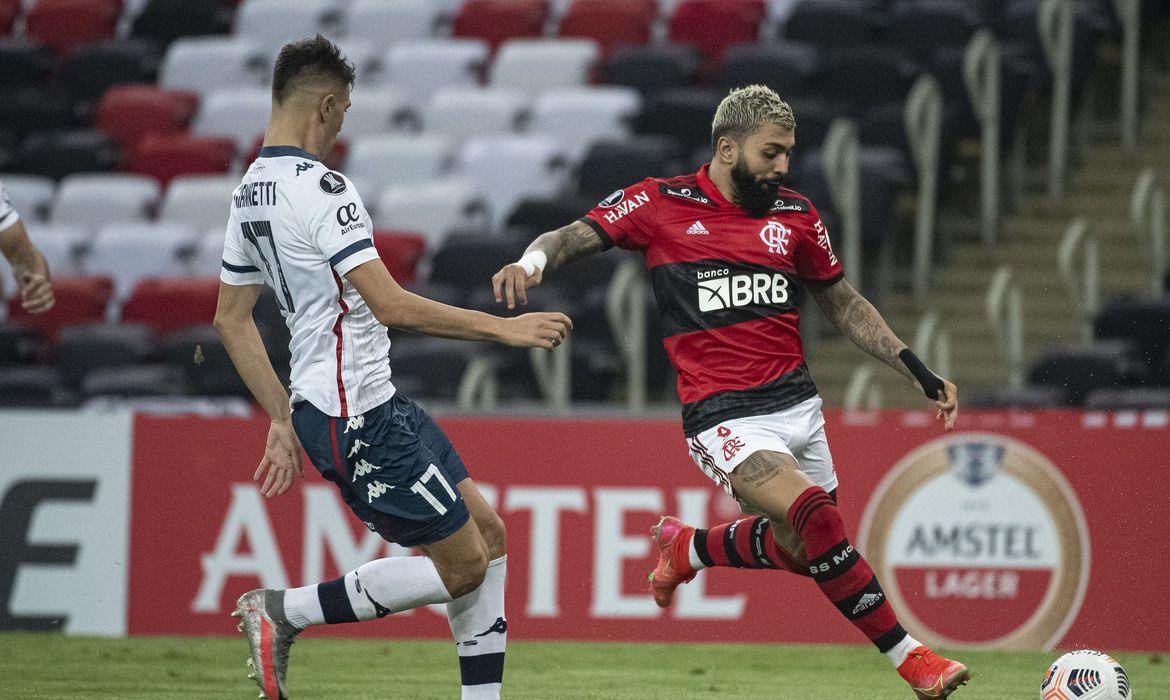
[220, 146, 393, 417]
[0, 180, 20, 230]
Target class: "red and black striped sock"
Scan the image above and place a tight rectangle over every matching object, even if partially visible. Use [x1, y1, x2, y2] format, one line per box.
[787, 486, 907, 653]
[692, 516, 809, 576]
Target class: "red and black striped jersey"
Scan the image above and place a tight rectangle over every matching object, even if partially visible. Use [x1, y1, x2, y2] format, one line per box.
[580, 163, 843, 435]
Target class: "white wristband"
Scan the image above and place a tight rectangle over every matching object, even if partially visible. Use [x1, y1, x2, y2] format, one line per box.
[515, 250, 547, 277]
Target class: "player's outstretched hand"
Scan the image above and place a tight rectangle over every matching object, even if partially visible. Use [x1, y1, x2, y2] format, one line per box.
[934, 378, 959, 430]
[492, 263, 542, 310]
[19, 272, 54, 314]
[255, 418, 305, 498]
[499, 312, 572, 350]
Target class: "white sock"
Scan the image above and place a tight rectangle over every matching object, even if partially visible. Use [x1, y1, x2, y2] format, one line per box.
[688, 537, 708, 571]
[446, 555, 507, 700]
[885, 633, 922, 667]
[283, 555, 454, 628]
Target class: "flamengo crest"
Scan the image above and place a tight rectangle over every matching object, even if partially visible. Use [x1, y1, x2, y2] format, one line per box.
[759, 220, 791, 255]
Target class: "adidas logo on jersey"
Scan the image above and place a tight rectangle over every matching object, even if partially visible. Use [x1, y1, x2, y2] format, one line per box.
[851, 592, 884, 616]
[686, 221, 710, 235]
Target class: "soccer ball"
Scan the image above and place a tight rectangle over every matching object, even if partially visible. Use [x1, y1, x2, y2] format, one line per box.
[1041, 650, 1131, 699]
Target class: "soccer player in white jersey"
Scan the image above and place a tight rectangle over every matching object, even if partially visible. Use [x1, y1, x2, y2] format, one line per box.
[216, 37, 571, 700]
[0, 180, 54, 313]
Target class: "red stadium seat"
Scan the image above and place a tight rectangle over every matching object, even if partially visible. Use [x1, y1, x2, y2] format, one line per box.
[127, 133, 235, 185]
[559, 0, 653, 58]
[668, 0, 765, 64]
[25, 0, 121, 54]
[95, 85, 199, 151]
[373, 230, 427, 285]
[121, 276, 219, 335]
[453, 0, 548, 52]
[7, 275, 114, 343]
[0, 0, 20, 35]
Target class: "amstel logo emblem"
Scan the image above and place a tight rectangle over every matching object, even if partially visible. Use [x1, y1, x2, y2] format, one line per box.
[859, 434, 1089, 649]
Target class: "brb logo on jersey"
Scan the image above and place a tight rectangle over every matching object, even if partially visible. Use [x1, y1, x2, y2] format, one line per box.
[859, 435, 1090, 649]
[758, 221, 792, 255]
[696, 267, 790, 312]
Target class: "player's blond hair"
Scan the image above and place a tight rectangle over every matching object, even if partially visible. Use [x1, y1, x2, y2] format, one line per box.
[710, 85, 795, 150]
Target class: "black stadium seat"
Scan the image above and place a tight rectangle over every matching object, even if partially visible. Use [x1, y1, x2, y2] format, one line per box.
[599, 44, 701, 97]
[886, 2, 982, 64]
[1083, 387, 1170, 410]
[80, 364, 187, 399]
[0, 366, 69, 407]
[0, 325, 45, 367]
[16, 130, 121, 179]
[60, 39, 161, 109]
[389, 337, 487, 401]
[0, 38, 53, 87]
[55, 322, 156, 387]
[575, 137, 684, 202]
[163, 325, 249, 397]
[634, 88, 723, 152]
[811, 46, 920, 112]
[713, 43, 820, 100]
[783, 0, 875, 48]
[505, 197, 595, 238]
[0, 86, 73, 139]
[1029, 341, 1147, 406]
[1094, 296, 1170, 382]
[131, 0, 233, 48]
[429, 235, 528, 290]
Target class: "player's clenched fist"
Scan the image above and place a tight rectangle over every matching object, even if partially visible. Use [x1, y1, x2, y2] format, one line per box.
[499, 312, 572, 350]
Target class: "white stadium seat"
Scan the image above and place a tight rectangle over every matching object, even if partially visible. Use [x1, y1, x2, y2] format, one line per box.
[527, 87, 642, 158]
[158, 175, 240, 232]
[454, 135, 567, 230]
[51, 174, 160, 230]
[374, 180, 482, 247]
[377, 40, 488, 100]
[160, 38, 268, 97]
[85, 225, 193, 299]
[193, 89, 271, 152]
[28, 224, 89, 277]
[235, 0, 342, 52]
[424, 88, 528, 140]
[345, 135, 452, 198]
[0, 174, 55, 222]
[489, 39, 599, 92]
[344, 88, 414, 138]
[186, 230, 228, 278]
[345, 0, 446, 43]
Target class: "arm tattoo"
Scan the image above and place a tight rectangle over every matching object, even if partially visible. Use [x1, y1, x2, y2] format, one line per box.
[811, 279, 914, 382]
[527, 220, 605, 271]
[736, 452, 782, 489]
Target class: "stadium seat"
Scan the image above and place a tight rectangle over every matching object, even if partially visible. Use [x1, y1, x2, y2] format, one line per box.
[234, 0, 342, 51]
[159, 37, 267, 98]
[185, 229, 227, 278]
[599, 43, 702, 96]
[387, 336, 488, 400]
[59, 39, 161, 108]
[964, 385, 1068, 408]
[372, 230, 427, 285]
[886, 2, 981, 64]
[429, 234, 527, 288]
[455, 135, 568, 230]
[55, 322, 157, 386]
[157, 174, 238, 231]
[0, 39, 52, 88]
[25, 0, 120, 55]
[558, 0, 653, 58]
[342, 88, 414, 139]
[193, 89, 271, 151]
[162, 325, 248, 397]
[712, 43, 820, 98]
[489, 39, 599, 92]
[783, 0, 874, 47]
[424, 88, 529, 140]
[6, 275, 114, 343]
[121, 276, 220, 334]
[80, 364, 188, 399]
[85, 224, 194, 299]
[0, 0, 18, 35]
[575, 137, 684, 202]
[0, 325, 44, 367]
[0, 174, 55, 222]
[453, 0, 548, 52]
[377, 40, 489, 101]
[0, 84, 73, 139]
[1030, 341, 1147, 406]
[374, 180, 484, 247]
[811, 46, 920, 111]
[527, 87, 641, 159]
[1095, 296, 1170, 383]
[1083, 387, 1170, 410]
[21, 224, 89, 277]
[634, 88, 723, 152]
[505, 196, 593, 236]
[668, 0, 765, 64]
[345, 135, 452, 198]
[345, 0, 447, 43]
[128, 133, 235, 185]
[0, 366, 68, 407]
[131, 0, 233, 48]
[50, 174, 160, 230]
[95, 86, 198, 152]
[16, 130, 121, 179]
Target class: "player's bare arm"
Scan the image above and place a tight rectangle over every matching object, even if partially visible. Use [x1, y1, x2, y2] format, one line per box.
[811, 278, 958, 428]
[213, 281, 305, 497]
[346, 258, 571, 349]
[0, 219, 54, 313]
[492, 219, 606, 309]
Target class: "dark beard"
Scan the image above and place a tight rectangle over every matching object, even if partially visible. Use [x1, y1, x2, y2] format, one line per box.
[730, 159, 784, 218]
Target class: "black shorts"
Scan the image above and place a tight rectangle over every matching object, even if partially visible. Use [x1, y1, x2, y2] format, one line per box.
[292, 393, 470, 547]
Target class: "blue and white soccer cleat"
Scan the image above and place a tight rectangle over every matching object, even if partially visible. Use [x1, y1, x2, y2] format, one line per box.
[232, 589, 300, 700]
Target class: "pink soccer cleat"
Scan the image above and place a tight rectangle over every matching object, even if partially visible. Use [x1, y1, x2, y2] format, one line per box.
[647, 515, 698, 608]
[897, 645, 971, 699]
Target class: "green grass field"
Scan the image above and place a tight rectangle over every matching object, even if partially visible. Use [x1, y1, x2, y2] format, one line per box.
[1, 633, 1164, 699]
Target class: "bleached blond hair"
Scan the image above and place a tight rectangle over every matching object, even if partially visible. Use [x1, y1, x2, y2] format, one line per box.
[710, 85, 795, 150]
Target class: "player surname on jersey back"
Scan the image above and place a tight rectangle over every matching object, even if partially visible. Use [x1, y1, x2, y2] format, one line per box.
[233, 180, 278, 208]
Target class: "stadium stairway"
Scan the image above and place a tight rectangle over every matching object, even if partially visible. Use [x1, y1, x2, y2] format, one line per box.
[809, 64, 1170, 408]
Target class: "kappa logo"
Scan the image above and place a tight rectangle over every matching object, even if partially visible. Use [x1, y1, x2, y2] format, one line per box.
[366, 480, 393, 503]
[696, 268, 791, 312]
[295, 161, 315, 176]
[473, 617, 508, 637]
[319, 171, 347, 195]
[355, 576, 391, 618]
[759, 220, 792, 255]
[347, 439, 370, 458]
[686, 221, 710, 236]
[345, 415, 365, 433]
[851, 592, 884, 616]
[352, 459, 382, 482]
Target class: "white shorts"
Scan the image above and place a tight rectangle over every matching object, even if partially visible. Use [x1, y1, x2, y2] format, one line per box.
[685, 395, 838, 497]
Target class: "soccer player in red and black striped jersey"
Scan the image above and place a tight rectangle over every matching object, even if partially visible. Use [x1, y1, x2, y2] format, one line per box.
[493, 85, 970, 698]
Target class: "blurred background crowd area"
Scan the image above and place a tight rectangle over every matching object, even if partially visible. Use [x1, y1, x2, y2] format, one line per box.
[0, 0, 1167, 413]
